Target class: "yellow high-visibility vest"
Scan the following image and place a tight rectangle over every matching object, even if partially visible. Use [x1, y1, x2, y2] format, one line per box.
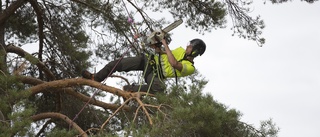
[154, 47, 195, 78]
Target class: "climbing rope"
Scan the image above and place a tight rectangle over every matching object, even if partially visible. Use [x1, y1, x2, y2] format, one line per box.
[70, 0, 164, 128]
[70, 45, 133, 130]
[120, 0, 166, 95]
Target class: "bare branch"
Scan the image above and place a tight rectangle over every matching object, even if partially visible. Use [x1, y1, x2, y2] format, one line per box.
[30, 112, 87, 137]
[35, 119, 53, 137]
[134, 97, 153, 125]
[110, 74, 130, 85]
[27, 0, 45, 61]
[6, 44, 56, 80]
[27, 78, 133, 98]
[126, 0, 154, 31]
[100, 97, 134, 130]
[18, 76, 127, 110]
[13, 60, 27, 75]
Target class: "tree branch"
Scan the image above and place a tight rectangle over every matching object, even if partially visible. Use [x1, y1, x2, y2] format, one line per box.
[134, 97, 153, 125]
[224, 0, 265, 46]
[6, 44, 56, 80]
[30, 112, 87, 137]
[126, 0, 154, 31]
[35, 119, 53, 137]
[100, 97, 134, 130]
[18, 76, 127, 110]
[27, 0, 45, 78]
[27, 78, 135, 98]
[0, 0, 27, 25]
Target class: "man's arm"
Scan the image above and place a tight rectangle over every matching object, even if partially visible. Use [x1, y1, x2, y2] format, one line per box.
[161, 39, 183, 71]
[151, 45, 166, 54]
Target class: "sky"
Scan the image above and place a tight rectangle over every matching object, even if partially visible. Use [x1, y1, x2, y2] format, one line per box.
[166, 1, 320, 137]
[20, 1, 320, 136]
[91, 1, 320, 136]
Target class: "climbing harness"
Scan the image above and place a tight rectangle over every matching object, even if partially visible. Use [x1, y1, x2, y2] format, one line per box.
[71, 0, 183, 127]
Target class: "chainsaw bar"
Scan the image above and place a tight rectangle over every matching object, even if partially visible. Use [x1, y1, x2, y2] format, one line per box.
[145, 19, 183, 47]
[162, 19, 183, 33]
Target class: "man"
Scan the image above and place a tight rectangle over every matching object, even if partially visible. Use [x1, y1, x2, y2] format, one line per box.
[82, 38, 206, 94]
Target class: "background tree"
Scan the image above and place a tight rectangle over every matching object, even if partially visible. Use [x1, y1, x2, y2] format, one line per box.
[266, 0, 318, 4]
[0, 0, 280, 136]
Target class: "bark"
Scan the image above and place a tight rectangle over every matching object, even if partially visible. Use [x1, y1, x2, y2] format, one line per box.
[0, 0, 27, 25]
[18, 76, 129, 111]
[28, 0, 45, 79]
[0, 110, 4, 121]
[0, 0, 27, 73]
[30, 112, 87, 137]
[6, 44, 56, 80]
[28, 78, 135, 99]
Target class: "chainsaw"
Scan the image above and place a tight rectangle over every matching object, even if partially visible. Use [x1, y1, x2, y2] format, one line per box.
[145, 19, 183, 47]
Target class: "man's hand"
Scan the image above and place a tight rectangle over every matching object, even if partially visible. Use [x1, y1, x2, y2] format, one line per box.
[150, 45, 165, 54]
[161, 38, 168, 47]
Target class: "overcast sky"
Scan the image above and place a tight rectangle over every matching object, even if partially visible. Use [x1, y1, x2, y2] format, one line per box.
[98, 1, 320, 136]
[167, 1, 319, 137]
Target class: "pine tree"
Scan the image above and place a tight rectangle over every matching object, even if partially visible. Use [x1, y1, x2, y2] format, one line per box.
[0, 0, 281, 136]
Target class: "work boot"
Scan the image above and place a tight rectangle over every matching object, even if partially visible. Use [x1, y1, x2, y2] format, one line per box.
[82, 70, 94, 80]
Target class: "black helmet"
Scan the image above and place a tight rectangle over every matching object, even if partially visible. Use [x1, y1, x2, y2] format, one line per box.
[189, 38, 206, 57]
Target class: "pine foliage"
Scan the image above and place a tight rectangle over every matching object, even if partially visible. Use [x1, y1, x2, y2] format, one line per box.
[0, 0, 287, 136]
[125, 74, 279, 137]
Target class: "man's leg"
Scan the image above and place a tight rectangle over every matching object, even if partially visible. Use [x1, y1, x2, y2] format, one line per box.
[145, 73, 166, 94]
[83, 55, 145, 82]
[123, 73, 165, 94]
[123, 84, 149, 93]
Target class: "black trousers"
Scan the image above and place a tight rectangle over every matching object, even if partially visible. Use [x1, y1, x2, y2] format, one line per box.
[94, 55, 165, 93]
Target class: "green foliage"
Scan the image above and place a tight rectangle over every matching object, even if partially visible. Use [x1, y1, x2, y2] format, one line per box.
[44, 128, 77, 137]
[259, 119, 280, 136]
[145, 0, 227, 32]
[5, 4, 38, 44]
[0, 74, 31, 114]
[5, 103, 35, 137]
[268, 0, 318, 4]
[0, 75, 35, 136]
[0, 0, 283, 136]
[122, 75, 279, 137]
[150, 88, 240, 136]
[225, 0, 265, 46]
